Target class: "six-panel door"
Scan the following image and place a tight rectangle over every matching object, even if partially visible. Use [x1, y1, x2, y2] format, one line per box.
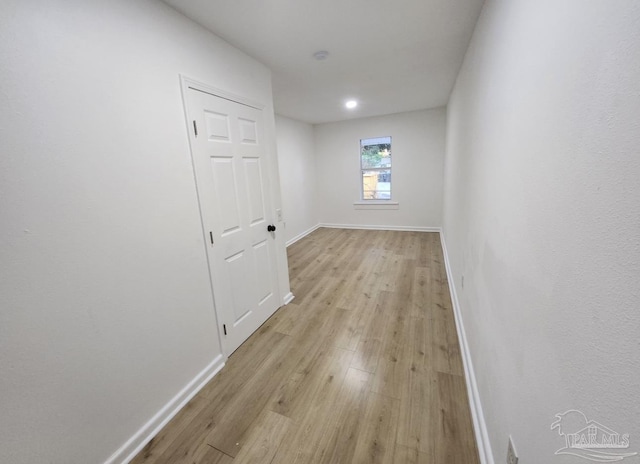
[187, 88, 280, 355]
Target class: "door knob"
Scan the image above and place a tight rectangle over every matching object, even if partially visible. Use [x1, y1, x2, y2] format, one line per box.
[267, 224, 277, 232]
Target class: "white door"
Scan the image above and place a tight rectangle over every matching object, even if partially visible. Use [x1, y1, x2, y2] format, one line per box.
[185, 85, 280, 355]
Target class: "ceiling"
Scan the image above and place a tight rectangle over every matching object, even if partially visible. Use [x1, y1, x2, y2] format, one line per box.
[164, 0, 485, 124]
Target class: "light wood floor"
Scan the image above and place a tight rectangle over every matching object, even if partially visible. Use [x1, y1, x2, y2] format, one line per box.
[131, 228, 479, 464]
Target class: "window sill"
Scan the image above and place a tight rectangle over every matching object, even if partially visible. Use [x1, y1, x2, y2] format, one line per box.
[353, 201, 399, 210]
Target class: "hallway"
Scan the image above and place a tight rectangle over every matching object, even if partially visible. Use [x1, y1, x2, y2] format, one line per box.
[132, 228, 478, 464]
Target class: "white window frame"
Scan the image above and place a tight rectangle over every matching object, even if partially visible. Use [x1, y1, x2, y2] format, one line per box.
[359, 136, 392, 201]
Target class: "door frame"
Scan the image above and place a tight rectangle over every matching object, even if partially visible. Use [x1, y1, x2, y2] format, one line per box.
[179, 75, 282, 357]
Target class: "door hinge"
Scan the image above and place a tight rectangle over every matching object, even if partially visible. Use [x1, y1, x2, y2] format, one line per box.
[209, 231, 214, 245]
[223, 324, 227, 336]
[193, 120, 198, 137]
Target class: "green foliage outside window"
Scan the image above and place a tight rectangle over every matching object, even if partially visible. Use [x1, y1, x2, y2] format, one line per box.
[361, 143, 391, 168]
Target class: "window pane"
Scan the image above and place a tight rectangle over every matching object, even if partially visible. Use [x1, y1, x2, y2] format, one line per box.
[360, 136, 391, 200]
[362, 170, 391, 199]
[360, 137, 391, 169]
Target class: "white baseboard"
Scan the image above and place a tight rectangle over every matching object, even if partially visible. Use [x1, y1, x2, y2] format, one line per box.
[105, 355, 226, 464]
[286, 224, 321, 247]
[439, 232, 494, 464]
[283, 292, 295, 305]
[319, 223, 441, 232]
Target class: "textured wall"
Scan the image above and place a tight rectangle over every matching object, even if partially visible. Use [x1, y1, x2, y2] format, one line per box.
[0, 1, 285, 462]
[443, 0, 640, 462]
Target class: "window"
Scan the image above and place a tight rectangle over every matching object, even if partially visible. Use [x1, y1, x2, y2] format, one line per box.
[360, 136, 391, 200]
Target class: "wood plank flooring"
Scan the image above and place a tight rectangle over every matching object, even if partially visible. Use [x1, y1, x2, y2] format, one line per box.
[131, 228, 479, 464]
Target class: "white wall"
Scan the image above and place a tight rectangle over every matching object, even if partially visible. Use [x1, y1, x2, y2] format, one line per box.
[0, 1, 289, 463]
[275, 115, 318, 245]
[443, 1, 640, 462]
[314, 109, 445, 229]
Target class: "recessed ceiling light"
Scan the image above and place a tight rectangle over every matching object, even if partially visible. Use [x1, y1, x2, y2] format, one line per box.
[313, 50, 329, 60]
[345, 100, 358, 109]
